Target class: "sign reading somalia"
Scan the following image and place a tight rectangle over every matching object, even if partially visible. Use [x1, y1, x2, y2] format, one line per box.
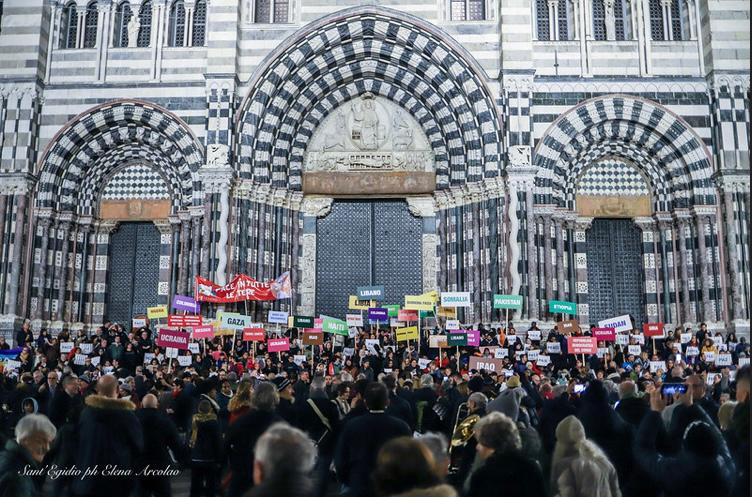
[441, 292, 472, 307]
[356, 286, 385, 301]
[493, 294, 523, 310]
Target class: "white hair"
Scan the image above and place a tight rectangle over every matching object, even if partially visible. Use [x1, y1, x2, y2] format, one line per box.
[420, 374, 434, 388]
[254, 423, 316, 479]
[15, 414, 56, 443]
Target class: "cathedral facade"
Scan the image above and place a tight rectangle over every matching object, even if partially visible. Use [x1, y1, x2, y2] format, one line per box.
[0, 0, 748, 335]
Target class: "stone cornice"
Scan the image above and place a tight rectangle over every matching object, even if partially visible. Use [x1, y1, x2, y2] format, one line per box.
[713, 171, 750, 193]
[0, 173, 37, 195]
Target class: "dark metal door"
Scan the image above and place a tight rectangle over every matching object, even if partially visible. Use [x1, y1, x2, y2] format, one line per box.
[316, 201, 422, 318]
[107, 222, 161, 326]
[586, 219, 646, 325]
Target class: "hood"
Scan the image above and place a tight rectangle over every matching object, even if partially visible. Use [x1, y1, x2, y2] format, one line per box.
[683, 420, 720, 456]
[390, 484, 458, 497]
[84, 394, 136, 411]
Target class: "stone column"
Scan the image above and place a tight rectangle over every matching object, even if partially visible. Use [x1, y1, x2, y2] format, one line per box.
[676, 215, 695, 324]
[2, 176, 33, 320]
[554, 216, 567, 301]
[199, 145, 233, 285]
[53, 219, 72, 323]
[168, 216, 181, 299]
[91, 220, 117, 327]
[635, 217, 660, 323]
[299, 197, 333, 316]
[656, 217, 676, 324]
[525, 187, 539, 320]
[185, 2, 194, 46]
[717, 177, 746, 321]
[34, 214, 54, 320]
[661, 0, 672, 40]
[693, 210, 714, 321]
[407, 196, 439, 294]
[96, 1, 114, 81]
[177, 211, 191, 295]
[153, 220, 173, 305]
[542, 214, 555, 306]
[506, 146, 535, 309]
[189, 208, 203, 293]
[605, 0, 616, 40]
[574, 217, 592, 325]
[548, 0, 558, 40]
[75, 221, 93, 324]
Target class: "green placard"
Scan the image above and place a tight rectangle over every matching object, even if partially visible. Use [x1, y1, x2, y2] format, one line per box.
[293, 316, 314, 328]
[447, 333, 468, 347]
[493, 294, 523, 310]
[419, 310, 435, 318]
[384, 304, 400, 317]
[548, 300, 577, 315]
[322, 317, 348, 336]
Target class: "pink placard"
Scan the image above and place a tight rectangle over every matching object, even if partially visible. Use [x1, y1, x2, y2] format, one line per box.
[267, 338, 290, 353]
[467, 330, 481, 347]
[155, 328, 190, 350]
[592, 327, 616, 342]
[191, 325, 215, 339]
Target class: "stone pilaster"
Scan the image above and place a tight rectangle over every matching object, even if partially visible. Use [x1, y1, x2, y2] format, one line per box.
[33, 213, 53, 320]
[573, 216, 592, 324]
[199, 154, 233, 285]
[675, 214, 695, 324]
[299, 197, 333, 316]
[635, 217, 660, 323]
[53, 217, 73, 323]
[406, 196, 438, 295]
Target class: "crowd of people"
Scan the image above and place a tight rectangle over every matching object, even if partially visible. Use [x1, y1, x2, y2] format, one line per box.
[0, 314, 748, 497]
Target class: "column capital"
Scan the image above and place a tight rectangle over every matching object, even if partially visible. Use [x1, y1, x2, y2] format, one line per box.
[713, 171, 750, 193]
[634, 216, 657, 230]
[95, 220, 118, 234]
[153, 220, 172, 235]
[301, 197, 333, 218]
[198, 166, 234, 194]
[0, 173, 37, 195]
[406, 196, 436, 218]
[574, 216, 594, 230]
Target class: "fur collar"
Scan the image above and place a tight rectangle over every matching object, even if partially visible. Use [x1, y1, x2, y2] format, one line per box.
[85, 394, 136, 411]
[390, 484, 458, 497]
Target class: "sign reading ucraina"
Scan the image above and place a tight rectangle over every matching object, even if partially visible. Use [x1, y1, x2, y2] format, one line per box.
[440, 292, 471, 307]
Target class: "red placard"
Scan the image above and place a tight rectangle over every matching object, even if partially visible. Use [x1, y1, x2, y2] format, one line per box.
[242, 327, 266, 342]
[155, 328, 190, 350]
[267, 338, 290, 353]
[643, 323, 664, 338]
[568, 336, 597, 355]
[592, 327, 616, 342]
[397, 309, 419, 322]
[168, 315, 203, 327]
[191, 325, 214, 339]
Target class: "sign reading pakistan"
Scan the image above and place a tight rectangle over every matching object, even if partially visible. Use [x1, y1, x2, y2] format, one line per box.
[304, 93, 434, 173]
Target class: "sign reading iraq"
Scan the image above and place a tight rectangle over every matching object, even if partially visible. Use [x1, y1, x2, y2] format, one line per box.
[303, 93, 436, 195]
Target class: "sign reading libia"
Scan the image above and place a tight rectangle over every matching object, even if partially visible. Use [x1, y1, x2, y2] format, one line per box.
[195, 272, 291, 303]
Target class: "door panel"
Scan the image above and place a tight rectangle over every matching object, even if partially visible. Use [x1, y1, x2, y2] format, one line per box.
[586, 219, 646, 325]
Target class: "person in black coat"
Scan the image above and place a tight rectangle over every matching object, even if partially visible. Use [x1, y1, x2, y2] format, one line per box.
[189, 399, 222, 497]
[382, 374, 414, 431]
[335, 382, 411, 497]
[466, 411, 547, 497]
[225, 382, 280, 497]
[615, 380, 650, 427]
[273, 376, 297, 425]
[538, 386, 576, 453]
[47, 375, 85, 497]
[636, 387, 736, 497]
[296, 376, 340, 497]
[71, 374, 144, 497]
[135, 394, 186, 497]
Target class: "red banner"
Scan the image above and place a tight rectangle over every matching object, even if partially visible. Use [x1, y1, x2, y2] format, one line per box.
[568, 336, 597, 355]
[592, 327, 616, 342]
[195, 272, 291, 303]
[168, 315, 203, 327]
[155, 328, 190, 350]
[242, 327, 266, 342]
[643, 323, 664, 338]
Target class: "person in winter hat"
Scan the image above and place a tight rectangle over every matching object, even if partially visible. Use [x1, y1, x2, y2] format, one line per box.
[551, 415, 621, 497]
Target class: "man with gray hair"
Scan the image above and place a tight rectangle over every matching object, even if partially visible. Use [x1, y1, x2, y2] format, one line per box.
[419, 432, 450, 478]
[249, 423, 317, 497]
[615, 380, 649, 427]
[0, 413, 57, 496]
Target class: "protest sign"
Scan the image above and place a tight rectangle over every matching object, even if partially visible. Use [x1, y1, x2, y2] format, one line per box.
[356, 286, 385, 301]
[643, 323, 664, 338]
[220, 313, 252, 330]
[398, 309, 419, 322]
[469, 356, 505, 372]
[165, 347, 179, 358]
[268, 311, 289, 324]
[712, 335, 724, 347]
[348, 296, 372, 310]
[346, 314, 364, 327]
[188, 342, 200, 354]
[739, 357, 750, 367]
[2, 359, 21, 371]
[429, 335, 448, 348]
[396, 326, 419, 341]
[177, 356, 192, 367]
[293, 316, 315, 328]
[365, 339, 380, 354]
[467, 330, 480, 347]
[446, 319, 460, 331]
[628, 345, 642, 356]
[596, 348, 608, 358]
[537, 355, 551, 366]
[390, 318, 402, 328]
[418, 358, 432, 369]
[267, 338, 290, 353]
[527, 330, 541, 341]
[368, 308, 388, 322]
[650, 361, 667, 373]
[557, 319, 581, 335]
[548, 300, 577, 315]
[303, 331, 324, 346]
[527, 349, 540, 362]
[616, 333, 629, 345]
[143, 353, 155, 364]
[132, 318, 147, 329]
[494, 348, 509, 358]
[90, 356, 101, 366]
[195, 272, 291, 303]
[172, 295, 199, 313]
[680, 333, 692, 344]
[447, 333, 468, 347]
[242, 327, 266, 342]
[293, 355, 307, 366]
[79, 343, 93, 354]
[74, 354, 86, 365]
[168, 314, 203, 327]
[546, 342, 561, 354]
[348, 327, 357, 338]
[493, 294, 523, 310]
[192, 325, 215, 339]
[568, 336, 597, 355]
[716, 353, 732, 366]
[343, 347, 355, 357]
[435, 306, 458, 318]
[597, 315, 633, 333]
[383, 305, 400, 317]
[592, 328, 616, 342]
[156, 329, 190, 350]
[703, 351, 716, 363]
[404, 295, 435, 311]
[322, 317, 348, 335]
[686, 346, 700, 356]
[60, 342, 74, 354]
[631, 334, 646, 345]
[147, 305, 168, 319]
[441, 292, 471, 307]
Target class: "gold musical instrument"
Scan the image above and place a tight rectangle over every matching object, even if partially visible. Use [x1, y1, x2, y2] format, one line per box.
[448, 402, 480, 476]
[450, 414, 480, 447]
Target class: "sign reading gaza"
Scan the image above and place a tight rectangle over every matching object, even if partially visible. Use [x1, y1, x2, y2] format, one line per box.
[356, 286, 385, 301]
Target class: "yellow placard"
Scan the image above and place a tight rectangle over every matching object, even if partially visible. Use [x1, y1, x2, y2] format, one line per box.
[214, 328, 236, 336]
[348, 295, 373, 310]
[404, 295, 434, 311]
[147, 305, 168, 319]
[436, 306, 458, 318]
[421, 290, 439, 302]
[396, 326, 419, 341]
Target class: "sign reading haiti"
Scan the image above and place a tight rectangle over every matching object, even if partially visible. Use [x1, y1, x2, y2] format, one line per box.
[597, 314, 633, 333]
[147, 305, 168, 319]
[493, 294, 523, 310]
[592, 328, 616, 342]
[356, 286, 385, 301]
[267, 310, 289, 325]
[548, 300, 577, 315]
[267, 338, 290, 353]
[441, 292, 472, 307]
[368, 308, 388, 322]
[172, 295, 199, 313]
[396, 326, 419, 341]
[643, 323, 665, 338]
[220, 313, 252, 330]
[322, 317, 348, 336]
[156, 328, 190, 350]
[568, 336, 597, 355]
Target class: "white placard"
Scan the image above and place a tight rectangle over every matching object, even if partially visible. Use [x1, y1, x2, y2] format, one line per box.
[177, 356, 192, 366]
[418, 358, 431, 369]
[143, 352, 155, 363]
[597, 314, 633, 333]
[631, 334, 645, 345]
[79, 343, 93, 354]
[494, 348, 508, 358]
[74, 354, 87, 365]
[527, 349, 540, 362]
[365, 339, 380, 354]
[343, 347, 355, 357]
[346, 314, 364, 327]
[627, 345, 642, 356]
[188, 342, 200, 354]
[293, 355, 307, 366]
[680, 333, 692, 344]
[527, 330, 541, 341]
[649, 361, 666, 373]
[440, 291, 472, 307]
[348, 327, 358, 339]
[712, 336, 723, 347]
[536, 355, 551, 366]
[90, 356, 101, 366]
[383, 368, 393, 374]
[616, 334, 629, 345]
[686, 346, 699, 356]
[132, 318, 147, 329]
[446, 319, 460, 331]
[716, 353, 732, 366]
[703, 351, 716, 363]
[60, 342, 74, 354]
[739, 357, 750, 367]
[546, 342, 561, 354]
[268, 310, 289, 324]
[3, 359, 21, 371]
[502, 369, 514, 377]
[390, 318, 402, 328]
[596, 347, 608, 358]
[706, 373, 719, 386]
[165, 347, 179, 358]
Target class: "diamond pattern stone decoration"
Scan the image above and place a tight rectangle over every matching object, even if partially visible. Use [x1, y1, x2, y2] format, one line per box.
[577, 159, 650, 196]
[102, 164, 170, 201]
